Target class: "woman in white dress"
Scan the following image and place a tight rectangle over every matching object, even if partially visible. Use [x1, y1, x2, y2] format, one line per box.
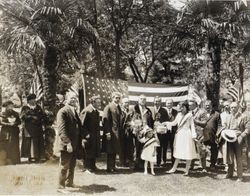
[164, 101, 197, 176]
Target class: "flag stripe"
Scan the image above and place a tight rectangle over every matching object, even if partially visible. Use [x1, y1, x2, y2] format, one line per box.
[128, 95, 188, 103]
[128, 90, 188, 97]
[128, 85, 188, 93]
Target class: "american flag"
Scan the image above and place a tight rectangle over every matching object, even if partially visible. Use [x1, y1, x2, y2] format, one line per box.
[82, 75, 189, 109]
[128, 82, 189, 107]
[29, 72, 43, 101]
[226, 84, 245, 109]
[83, 75, 128, 110]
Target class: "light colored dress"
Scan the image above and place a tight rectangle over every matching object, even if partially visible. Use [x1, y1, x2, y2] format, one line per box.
[141, 137, 160, 162]
[167, 112, 197, 160]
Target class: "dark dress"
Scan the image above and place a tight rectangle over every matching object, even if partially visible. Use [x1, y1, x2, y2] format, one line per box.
[20, 104, 46, 161]
[0, 109, 21, 165]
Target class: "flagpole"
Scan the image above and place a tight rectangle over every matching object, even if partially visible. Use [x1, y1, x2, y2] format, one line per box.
[80, 69, 87, 109]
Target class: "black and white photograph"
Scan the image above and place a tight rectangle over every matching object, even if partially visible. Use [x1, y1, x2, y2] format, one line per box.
[0, 0, 250, 195]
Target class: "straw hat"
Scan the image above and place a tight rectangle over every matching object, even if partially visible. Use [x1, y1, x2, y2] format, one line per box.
[221, 129, 237, 143]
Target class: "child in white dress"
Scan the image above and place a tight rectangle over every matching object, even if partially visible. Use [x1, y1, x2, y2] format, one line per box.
[141, 126, 160, 175]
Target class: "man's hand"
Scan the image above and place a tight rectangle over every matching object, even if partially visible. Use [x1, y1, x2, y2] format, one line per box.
[238, 135, 243, 144]
[106, 133, 111, 140]
[81, 139, 87, 147]
[85, 134, 90, 139]
[66, 143, 73, 153]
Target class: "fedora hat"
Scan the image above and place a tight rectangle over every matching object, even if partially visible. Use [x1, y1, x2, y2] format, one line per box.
[221, 129, 237, 143]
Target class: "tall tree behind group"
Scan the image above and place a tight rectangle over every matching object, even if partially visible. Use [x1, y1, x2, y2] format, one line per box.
[0, 0, 97, 112]
[170, 0, 250, 110]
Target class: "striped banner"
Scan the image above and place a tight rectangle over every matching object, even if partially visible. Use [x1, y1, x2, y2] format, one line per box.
[128, 82, 189, 107]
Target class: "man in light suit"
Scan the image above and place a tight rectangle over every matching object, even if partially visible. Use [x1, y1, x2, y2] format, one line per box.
[222, 102, 250, 182]
[165, 99, 178, 165]
[194, 100, 220, 170]
[57, 93, 83, 192]
[80, 95, 102, 173]
[189, 99, 207, 171]
[102, 92, 123, 173]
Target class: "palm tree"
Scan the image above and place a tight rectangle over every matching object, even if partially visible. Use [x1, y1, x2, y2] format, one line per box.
[0, 0, 97, 112]
[171, 0, 249, 110]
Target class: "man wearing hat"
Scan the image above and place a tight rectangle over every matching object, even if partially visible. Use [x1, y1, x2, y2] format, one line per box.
[80, 95, 101, 173]
[189, 99, 207, 172]
[20, 94, 46, 163]
[222, 102, 250, 182]
[57, 93, 83, 192]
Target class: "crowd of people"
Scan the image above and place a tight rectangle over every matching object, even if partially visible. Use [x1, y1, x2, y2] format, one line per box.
[1, 91, 250, 193]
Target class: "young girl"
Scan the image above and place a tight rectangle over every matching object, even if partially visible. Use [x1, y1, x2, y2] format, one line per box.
[141, 126, 160, 175]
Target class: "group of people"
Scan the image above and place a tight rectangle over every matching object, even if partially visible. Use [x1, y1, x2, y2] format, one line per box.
[1, 90, 250, 193]
[56, 91, 250, 192]
[0, 94, 56, 165]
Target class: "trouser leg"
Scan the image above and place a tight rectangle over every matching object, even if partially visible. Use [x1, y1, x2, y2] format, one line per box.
[59, 151, 73, 187]
[235, 141, 243, 178]
[107, 153, 116, 170]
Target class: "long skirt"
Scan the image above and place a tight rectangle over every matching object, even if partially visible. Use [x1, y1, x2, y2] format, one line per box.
[21, 135, 45, 160]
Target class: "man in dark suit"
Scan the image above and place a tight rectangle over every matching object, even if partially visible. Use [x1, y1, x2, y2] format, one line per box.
[80, 95, 101, 173]
[57, 93, 83, 192]
[120, 97, 134, 167]
[152, 96, 168, 167]
[195, 100, 221, 170]
[165, 99, 178, 165]
[133, 94, 154, 170]
[102, 92, 123, 173]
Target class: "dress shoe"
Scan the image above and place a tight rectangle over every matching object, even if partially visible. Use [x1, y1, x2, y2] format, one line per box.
[66, 184, 79, 188]
[57, 185, 70, 194]
[202, 168, 207, 173]
[223, 174, 233, 179]
[183, 171, 189, 176]
[166, 169, 176, 174]
[85, 169, 93, 174]
[236, 178, 243, 182]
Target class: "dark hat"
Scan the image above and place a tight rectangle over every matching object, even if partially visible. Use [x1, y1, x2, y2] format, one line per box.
[2, 100, 14, 107]
[27, 94, 36, 101]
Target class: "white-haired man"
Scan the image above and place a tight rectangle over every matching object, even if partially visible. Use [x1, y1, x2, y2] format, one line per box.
[222, 102, 250, 182]
[57, 93, 83, 192]
[132, 94, 154, 170]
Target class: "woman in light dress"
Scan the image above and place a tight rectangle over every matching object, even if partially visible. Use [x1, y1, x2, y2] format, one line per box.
[164, 101, 197, 176]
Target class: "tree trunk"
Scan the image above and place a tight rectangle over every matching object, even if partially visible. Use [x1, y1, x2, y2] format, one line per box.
[42, 46, 58, 113]
[206, 37, 221, 111]
[93, 38, 104, 77]
[115, 33, 122, 78]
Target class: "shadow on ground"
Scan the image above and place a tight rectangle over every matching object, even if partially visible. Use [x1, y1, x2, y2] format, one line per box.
[70, 184, 116, 194]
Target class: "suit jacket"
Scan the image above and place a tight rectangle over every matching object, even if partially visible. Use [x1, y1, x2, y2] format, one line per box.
[192, 108, 207, 140]
[195, 110, 221, 142]
[165, 108, 178, 133]
[102, 102, 123, 154]
[80, 104, 101, 158]
[56, 105, 81, 152]
[133, 104, 154, 128]
[151, 107, 168, 123]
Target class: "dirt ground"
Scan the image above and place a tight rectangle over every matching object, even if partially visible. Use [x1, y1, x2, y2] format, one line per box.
[0, 155, 250, 196]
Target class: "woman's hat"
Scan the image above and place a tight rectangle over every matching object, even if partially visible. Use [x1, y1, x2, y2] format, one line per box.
[27, 94, 36, 101]
[221, 129, 237, 143]
[2, 100, 14, 107]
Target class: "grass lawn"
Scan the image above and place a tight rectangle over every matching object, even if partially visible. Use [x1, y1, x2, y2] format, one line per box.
[0, 155, 250, 196]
